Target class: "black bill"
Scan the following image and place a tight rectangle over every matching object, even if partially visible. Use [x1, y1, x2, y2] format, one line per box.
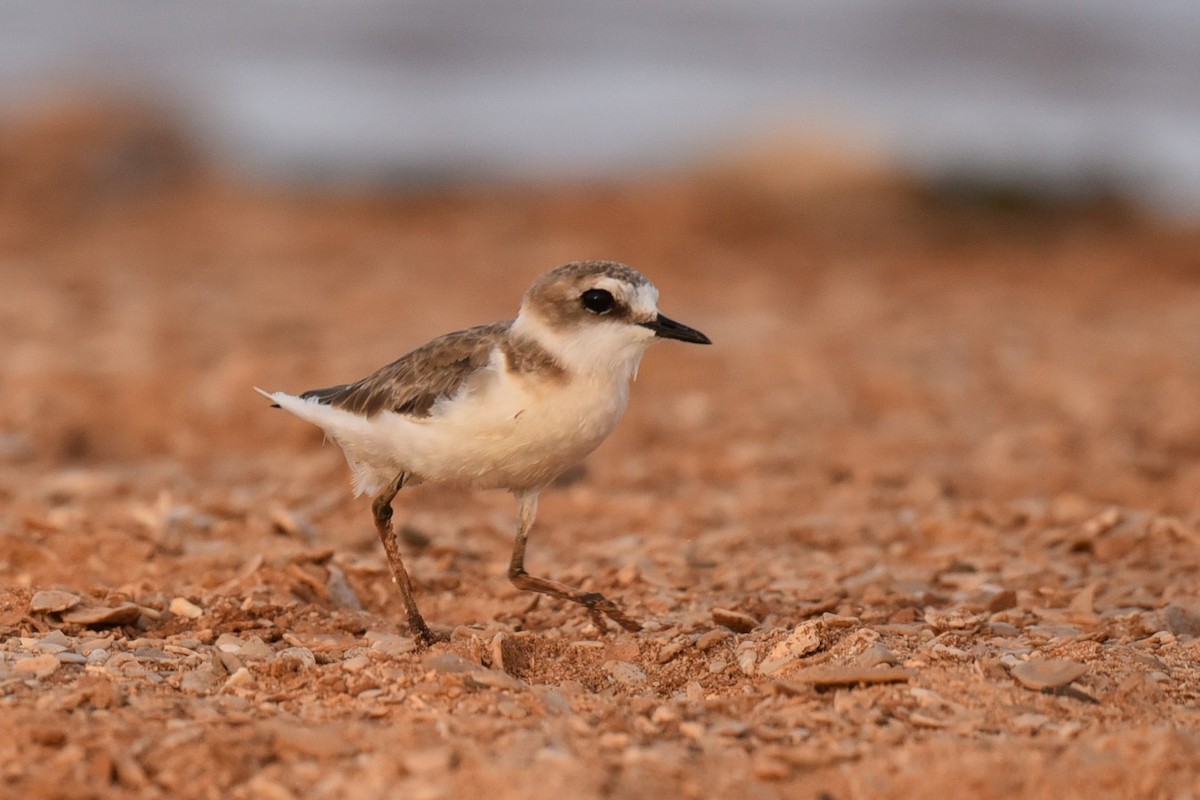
[639, 313, 712, 345]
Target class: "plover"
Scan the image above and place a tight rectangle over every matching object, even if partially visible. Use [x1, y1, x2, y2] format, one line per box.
[257, 260, 710, 644]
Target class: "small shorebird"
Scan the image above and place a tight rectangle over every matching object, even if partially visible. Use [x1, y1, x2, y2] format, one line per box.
[258, 260, 710, 644]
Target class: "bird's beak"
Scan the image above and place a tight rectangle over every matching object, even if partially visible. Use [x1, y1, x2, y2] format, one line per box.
[639, 313, 712, 345]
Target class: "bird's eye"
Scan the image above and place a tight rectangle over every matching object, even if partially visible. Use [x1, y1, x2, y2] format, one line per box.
[580, 288, 615, 314]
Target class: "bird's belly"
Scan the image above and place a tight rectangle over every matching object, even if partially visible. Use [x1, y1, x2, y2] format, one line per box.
[398, 376, 628, 490]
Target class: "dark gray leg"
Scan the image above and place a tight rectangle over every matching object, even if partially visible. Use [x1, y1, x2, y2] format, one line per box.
[372, 472, 444, 645]
[507, 491, 642, 633]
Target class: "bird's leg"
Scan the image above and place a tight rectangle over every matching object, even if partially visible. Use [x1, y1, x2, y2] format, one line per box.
[507, 491, 642, 633]
[372, 472, 444, 645]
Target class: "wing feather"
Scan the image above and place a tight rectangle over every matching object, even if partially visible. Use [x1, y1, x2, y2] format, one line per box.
[300, 321, 510, 417]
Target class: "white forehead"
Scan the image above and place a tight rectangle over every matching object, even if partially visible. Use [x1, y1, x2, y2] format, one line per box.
[589, 275, 659, 315]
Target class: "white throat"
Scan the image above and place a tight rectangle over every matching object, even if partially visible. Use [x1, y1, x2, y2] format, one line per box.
[511, 309, 656, 384]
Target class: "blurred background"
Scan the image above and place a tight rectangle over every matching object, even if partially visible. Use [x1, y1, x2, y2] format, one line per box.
[2, 0, 1199, 214]
[4, 0, 1200, 516]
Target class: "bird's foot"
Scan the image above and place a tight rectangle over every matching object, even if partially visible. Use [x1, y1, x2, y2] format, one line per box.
[580, 591, 643, 633]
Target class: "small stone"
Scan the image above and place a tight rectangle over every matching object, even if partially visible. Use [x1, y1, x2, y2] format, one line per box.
[39, 629, 72, 647]
[267, 504, 318, 541]
[342, 654, 371, 673]
[423, 653, 480, 674]
[924, 607, 986, 633]
[760, 622, 823, 675]
[62, 604, 141, 628]
[1010, 658, 1087, 690]
[215, 633, 244, 653]
[55, 652, 87, 665]
[30, 590, 81, 614]
[180, 667, 219, 694]
[854, 643, 899, 668]
[782, 666, 912, 688]
[276, 647, 316, 668]
[656, 640, 686, 664]
[489, 633, 508, 672]
[79, 637, 113, 654]
[988, 621, 1020, 637]
[695, 629, 731, 651]
[752, 754, 791, 781]
[603, 660, 647, 686]
[325, 564, 364, 611]
[14, 653, 61, 678]
[737, 648, 758, 676]
[237, 637, 274, 660]
[466, 668, 524, 691]
[222, 667, 254, 690]
[651, 705, 679, 725]
[1164, 601, 1200, 637]
[1081, 506, 1122, 537]
[369, 635, 417, 657]
[169, 597, 204, 619]
[86, 649, 110, 665]
[712, 608, 759, 633]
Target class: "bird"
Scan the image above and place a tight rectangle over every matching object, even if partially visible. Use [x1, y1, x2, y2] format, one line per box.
[257, 260, 711, 644]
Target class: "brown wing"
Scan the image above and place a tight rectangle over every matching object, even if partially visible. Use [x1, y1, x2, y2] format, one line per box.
[301, 321, 511, 417]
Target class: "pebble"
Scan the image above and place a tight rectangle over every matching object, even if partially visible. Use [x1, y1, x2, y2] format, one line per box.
[695, 629, 731, 651]
[215, 634, 244, 653]
[276, 647, 316, 669]
[80, 637, 114, 654]
[29, 590, 81, 614]
[712, 608, 759, 633]
[169, 597, 204, 619]
[759, 622, 823, 675]
[222, 667, 254, 690]
[780, 666, 913, 689]
[86, 649, 110, 665]
[651, 705, 679, 725]
[489, 633, 507, 672]
[424, 653, 480, 675]
[55, 652, 87, 665]
[604, 660, 648, 686]
[855, 643, 900, 668]
[180, 667, 219, 695]
[752, 754, 791, 781]
[342, 654, 371, 673]
[325, 564, 364, 611]
[62, 604, 141, 627]
[14, 653, 61, 678]
[988, 621, 1020, 637]
[238, 637, 274, 661]
[656, 640, 686, 664]
[923, 607, 986, 633]
[1163, 601, 1200, 637]
[1010, 658, 1087, 690]
[466, 669, 524, 691]
[369, 635, 417, 657]
[737, 647, 758, 676]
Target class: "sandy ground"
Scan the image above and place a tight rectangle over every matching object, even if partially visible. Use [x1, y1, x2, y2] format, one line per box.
[3, 105, 1200, 799]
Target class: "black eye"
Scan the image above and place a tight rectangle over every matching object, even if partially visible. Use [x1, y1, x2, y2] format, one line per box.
[580, 288, 615, 314]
